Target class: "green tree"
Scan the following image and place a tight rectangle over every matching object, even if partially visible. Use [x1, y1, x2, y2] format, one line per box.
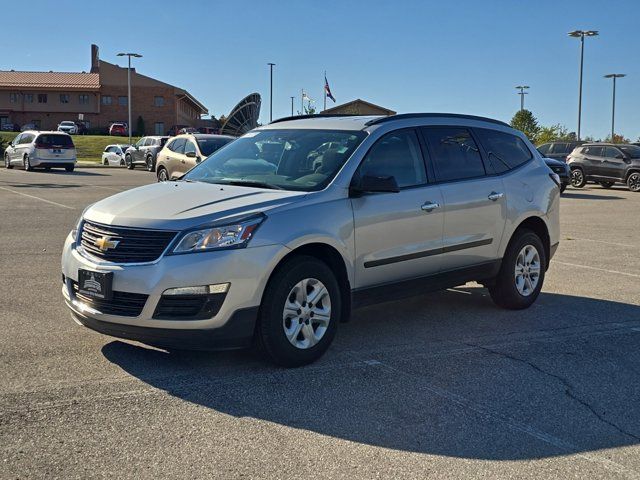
[604, 133, 630, 144]
[510, 109, 540, 142]
[535, 124, 574, 145]
[136, 116, 145, 136]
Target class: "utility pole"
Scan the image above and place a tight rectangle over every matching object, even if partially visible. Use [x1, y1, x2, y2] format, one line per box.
[267, 63, 275, 122]
[568, 30, 599, 140]
[604, 73, 626, 142]
[515, 85, 529, 111]
[290, 96, 294, 116]
[117, 52, 143, 145]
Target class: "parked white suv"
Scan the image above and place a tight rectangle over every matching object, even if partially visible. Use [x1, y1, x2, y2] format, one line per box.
[61, 113, 560, 366]
[4, 131, 76, 172]
[57, 121, 78, 135]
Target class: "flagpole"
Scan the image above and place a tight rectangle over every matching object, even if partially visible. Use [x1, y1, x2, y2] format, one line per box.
[301, 88, 304, 114]
[323, 71, 327, 112]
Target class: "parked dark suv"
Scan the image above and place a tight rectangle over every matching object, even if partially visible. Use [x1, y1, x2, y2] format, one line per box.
[567, 143, 640, 192]
[124, 136, 170, 172]
[537, 141, 584, 161]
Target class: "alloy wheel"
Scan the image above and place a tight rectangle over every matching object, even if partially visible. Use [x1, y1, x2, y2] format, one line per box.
[282, 278, 331, 349]
[628, 173, 640, 192]
[157, 169, 168, 182]
[570, 169, 584, 187]
[514, 245, 541, 297]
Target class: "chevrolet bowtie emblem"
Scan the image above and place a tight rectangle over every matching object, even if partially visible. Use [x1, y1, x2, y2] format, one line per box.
[94, 236, 120, 251]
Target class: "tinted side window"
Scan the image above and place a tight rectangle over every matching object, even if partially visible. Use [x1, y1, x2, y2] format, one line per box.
[537, 143, 551, 155]
[184, 140, 197, 156]
[586, 146, 604, 156]
[604, 147, 621, 158]
[168, 138, 186, 153]
[357, 130, 426, 188]
[422, 127, 485, 182]
[475, 128, 532, 174]
[20, 134, 35, 144]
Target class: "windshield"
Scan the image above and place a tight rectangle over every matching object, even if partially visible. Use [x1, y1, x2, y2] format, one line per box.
[183, 129, 367, 191]
[619, 145, 640, 158]
[60, 121, 75, 126]
[197, 137, 233, 156]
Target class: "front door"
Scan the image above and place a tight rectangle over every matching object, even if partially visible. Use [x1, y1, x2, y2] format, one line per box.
[351, 129, 444, 288]
[421, 126, 506, 271]
[602, 146, 627, 180]
[581, 145, 605, 177]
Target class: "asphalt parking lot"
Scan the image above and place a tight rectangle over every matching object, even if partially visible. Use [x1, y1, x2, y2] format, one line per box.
[1, 167, 639, 479]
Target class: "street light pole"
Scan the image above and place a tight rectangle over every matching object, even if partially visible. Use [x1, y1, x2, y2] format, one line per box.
[515, 85, 529, 111]
[267, 63, 275, 122]
[117, 52, 142, 145]
[568, 30, 598, 141]
[604, 73, 626, 142]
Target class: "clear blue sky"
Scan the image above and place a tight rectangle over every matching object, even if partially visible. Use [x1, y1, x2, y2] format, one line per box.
[2, 0, 638, 140]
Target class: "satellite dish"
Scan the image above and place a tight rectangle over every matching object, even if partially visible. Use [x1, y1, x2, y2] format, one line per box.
[220, 93, 261, 137]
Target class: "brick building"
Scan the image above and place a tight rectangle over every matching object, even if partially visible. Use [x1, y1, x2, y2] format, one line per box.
[0, 45, 208, 134]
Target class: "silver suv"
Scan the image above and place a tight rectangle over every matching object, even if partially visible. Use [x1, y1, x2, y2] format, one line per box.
[61, 114, 560, 366]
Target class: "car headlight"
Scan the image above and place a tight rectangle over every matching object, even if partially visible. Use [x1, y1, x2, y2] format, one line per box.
[71, 204, 94, 242]
[171, 215, 264, 254]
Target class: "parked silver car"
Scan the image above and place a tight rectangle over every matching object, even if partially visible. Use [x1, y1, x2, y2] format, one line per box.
[5, 130, 76, 172]
[61, 114, 560, 366]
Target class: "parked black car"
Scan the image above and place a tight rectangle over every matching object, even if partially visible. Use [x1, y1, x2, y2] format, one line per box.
[537, 141, 584, 161]
[124, 136, 170, 172]
[567, 143, 640, 192]
[544, 157, 570, 193]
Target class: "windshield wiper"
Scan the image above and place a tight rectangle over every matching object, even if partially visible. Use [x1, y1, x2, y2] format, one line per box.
[216, 179, 283, 190]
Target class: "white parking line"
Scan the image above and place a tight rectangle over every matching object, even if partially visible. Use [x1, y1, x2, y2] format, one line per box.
[552, 260, 640, 279]
[0, 185, 76, 210]
[566, 237, 636, 249]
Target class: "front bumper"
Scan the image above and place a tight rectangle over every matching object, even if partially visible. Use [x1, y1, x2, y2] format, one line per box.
[61, 233, 287, 349]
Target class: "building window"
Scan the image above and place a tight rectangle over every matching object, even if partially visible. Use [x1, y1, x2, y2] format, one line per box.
[154, 122, 165, 135]
[102, 95, 112, 105]
[9, 93, 18, 103]
[118, 96, 128, 106]
[60, 94, 70, 104]
[25, 94, 34, 103]
[37, 94, 48, 104]
[79, 94, 89, 105]
[154, 96, 165, 107]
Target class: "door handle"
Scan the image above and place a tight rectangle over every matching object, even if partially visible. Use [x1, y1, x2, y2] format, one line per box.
[488, 192, 504, 201]
[421, 201, 440, 212]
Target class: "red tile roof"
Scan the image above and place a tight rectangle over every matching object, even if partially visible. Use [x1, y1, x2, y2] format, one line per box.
[0, 71, 100, 90]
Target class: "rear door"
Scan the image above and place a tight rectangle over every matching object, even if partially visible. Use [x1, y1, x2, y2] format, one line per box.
[164, 137, 186, 177]
[351, 129, 444, 288]
[183, 139, 199, 171]
[421, 126, 507, 271]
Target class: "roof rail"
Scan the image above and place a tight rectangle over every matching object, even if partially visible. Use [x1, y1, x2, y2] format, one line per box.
[269, 114, 361, 124]
[364, 113, 511, 128]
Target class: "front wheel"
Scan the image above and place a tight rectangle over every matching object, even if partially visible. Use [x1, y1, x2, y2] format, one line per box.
[628, 172, 640, 192]
[125, 154, 134, 170]
[4, 154, 12, 169]
[570, 168, 586, 188]
[599, 181, 615, 189]
[157, 167, 168, 182]
[146, 155, 155, 172]
[257, 256, 341, 367]
[488, 229, 546, 310]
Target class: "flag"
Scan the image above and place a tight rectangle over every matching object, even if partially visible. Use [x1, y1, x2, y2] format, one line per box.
[324, 75, 336, 103]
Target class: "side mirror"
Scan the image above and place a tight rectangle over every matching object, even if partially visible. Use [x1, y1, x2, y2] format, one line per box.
[170, 172, 185, 181]
[195, 156, 202, 163]
[185, 151, 197, 158]
[350, 174, 400, 196]
[615, 154, 624, 159]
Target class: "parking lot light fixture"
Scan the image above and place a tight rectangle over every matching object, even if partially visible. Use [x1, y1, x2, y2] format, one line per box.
[568, 30, 599, 141]
[515, 85, 529, 111]
[604, 73, 626, 142]
[117, 52, 143, 144]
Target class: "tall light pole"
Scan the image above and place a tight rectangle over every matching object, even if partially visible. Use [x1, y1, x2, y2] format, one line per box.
[267, 63, 275, 122]
[568, 30, 598, 140]
[604, 73, 626, 142]
[515, 85, 529, 111]
[117, 52, 142, 145]
[290, 96, 295, 116]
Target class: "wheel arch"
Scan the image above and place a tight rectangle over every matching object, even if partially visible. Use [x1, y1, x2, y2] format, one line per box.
[509, 216, 551, 270]
[625, 168, 640, 181]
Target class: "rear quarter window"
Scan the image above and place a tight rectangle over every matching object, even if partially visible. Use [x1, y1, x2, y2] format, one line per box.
[475, 128, 532, 174]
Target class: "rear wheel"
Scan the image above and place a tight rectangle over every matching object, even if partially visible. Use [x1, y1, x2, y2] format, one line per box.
[23, 155, 33, 171]
[570, 168, 586, 188]
[489, 229, 546, 310]
[257, 256, 341, 367]
[628, 172, 640, 192]
[102, 158, 109, 165]
[65, 165, 74, 172]
[157, 167, 168, 182]
[125, 154, 134, 170]
[599, 181, 615, 189]
[4, 154, 12, 169]
[146, 155, 155, 172]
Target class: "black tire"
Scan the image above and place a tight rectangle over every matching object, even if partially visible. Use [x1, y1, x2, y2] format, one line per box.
[599, 181, 615, 189]
[125, 154, 134, 170]
[560, 184, 567, 194]
[103, 158, 109, 166]
[627, 172, 640, 192]
[23, 155, 33, 171]
[257, 255, 341, 367]
[146, 155, 155, 172]
[488, 229, 546, 310]
[65, 165, 74, 172]
[4, 154, 13, 169]
[570, 168, 586, 188]
[157, 167, 169, 182]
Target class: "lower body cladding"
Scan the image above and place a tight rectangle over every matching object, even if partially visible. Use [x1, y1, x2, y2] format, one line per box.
[30, 157, 76, 167]
[61, 233, 285, 350]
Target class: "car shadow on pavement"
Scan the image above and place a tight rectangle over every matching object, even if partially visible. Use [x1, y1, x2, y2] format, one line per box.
[102, 289, 640, 460]
[3, 182, 83, 189]
[562, 191, 625, 200]
[40, 170, 107, 177]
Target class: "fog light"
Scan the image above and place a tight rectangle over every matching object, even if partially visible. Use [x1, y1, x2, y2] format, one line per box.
[162, 283, 230, 296]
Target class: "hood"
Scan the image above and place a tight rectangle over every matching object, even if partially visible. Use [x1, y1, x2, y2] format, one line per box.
[84, 181, 307, 230]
